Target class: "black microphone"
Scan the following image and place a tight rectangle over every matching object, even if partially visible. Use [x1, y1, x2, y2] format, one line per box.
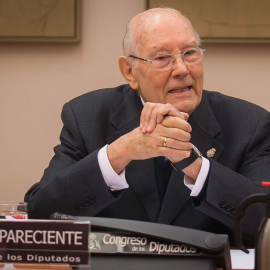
[50, 212, 81, 220]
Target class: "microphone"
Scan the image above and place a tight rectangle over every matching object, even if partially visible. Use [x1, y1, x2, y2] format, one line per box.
[50, 212, 80, 220]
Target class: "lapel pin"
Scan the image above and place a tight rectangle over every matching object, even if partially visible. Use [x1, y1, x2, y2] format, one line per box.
[206, 148, 216, 158]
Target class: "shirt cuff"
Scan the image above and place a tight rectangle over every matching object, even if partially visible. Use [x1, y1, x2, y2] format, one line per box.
[184, 157, 210, 197]
[97, 145, 129, 191]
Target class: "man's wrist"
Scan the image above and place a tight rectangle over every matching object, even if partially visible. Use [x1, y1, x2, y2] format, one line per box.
[172, 145, 202, 172]
[98, 145, 129, 191]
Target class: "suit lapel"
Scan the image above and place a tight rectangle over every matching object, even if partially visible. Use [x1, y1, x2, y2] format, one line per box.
[105, 87, 143, 143]
[188, 91, 225, 161]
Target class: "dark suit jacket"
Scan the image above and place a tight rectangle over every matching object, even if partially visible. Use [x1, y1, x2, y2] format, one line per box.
[25, 84, 270, 246]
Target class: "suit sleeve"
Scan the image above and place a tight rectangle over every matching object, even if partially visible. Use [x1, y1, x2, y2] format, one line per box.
[25, 102, 120, 219]
[196, 111, 270, 245]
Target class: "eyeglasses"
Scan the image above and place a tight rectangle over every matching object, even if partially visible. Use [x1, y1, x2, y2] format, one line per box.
[129, 47, 205, 71]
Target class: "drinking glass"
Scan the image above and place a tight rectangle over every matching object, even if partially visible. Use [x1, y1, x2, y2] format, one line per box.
[0, 201, 27, 219]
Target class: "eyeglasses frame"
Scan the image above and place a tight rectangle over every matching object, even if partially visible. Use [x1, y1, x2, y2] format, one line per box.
[128, 47, 205, 69]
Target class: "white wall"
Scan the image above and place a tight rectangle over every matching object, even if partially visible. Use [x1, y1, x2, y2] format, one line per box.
[0, 0, 269, 201]
[203, 43, 270, 108]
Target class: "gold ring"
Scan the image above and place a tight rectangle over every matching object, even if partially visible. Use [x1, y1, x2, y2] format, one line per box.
[163, 137, 167, 147]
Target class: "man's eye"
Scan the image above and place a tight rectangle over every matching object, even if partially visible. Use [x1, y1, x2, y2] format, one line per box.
[185, 49, 197, 56]
[154, 55, 170, 61]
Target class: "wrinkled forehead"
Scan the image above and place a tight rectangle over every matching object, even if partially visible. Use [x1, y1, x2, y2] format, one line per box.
[132, 10, 195, 53]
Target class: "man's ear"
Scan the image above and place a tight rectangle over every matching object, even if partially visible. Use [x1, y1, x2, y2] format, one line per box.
[119, 56, 139, 90]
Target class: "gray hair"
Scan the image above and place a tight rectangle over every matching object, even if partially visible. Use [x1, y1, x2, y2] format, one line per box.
[122, 7, 201, 57]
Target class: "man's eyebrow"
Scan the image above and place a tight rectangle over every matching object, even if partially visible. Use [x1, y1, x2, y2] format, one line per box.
[151, 47, 168, 52]
[151, 44, 198, 54]
[182, 44, 198, 49]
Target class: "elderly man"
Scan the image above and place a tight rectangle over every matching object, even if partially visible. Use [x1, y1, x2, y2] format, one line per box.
[25, 8, 270, 246]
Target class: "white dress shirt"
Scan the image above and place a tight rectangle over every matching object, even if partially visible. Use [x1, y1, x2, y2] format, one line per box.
[98, 145, 210, 196]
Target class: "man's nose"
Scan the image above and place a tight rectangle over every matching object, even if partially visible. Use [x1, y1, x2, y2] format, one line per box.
[171, 55, 189, 77]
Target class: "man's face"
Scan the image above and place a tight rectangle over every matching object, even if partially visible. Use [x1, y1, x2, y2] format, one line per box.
[131, 13, 204, 115]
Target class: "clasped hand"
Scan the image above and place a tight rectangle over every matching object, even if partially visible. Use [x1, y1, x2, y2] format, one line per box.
[139, 102, 192, 163]
[107, 103, 193, 174]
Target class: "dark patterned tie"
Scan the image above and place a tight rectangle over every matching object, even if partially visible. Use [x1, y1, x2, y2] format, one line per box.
[155, 156, 172, 201]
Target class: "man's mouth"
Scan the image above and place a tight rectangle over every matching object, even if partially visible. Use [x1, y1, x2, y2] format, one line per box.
[168, 86, 192, 93]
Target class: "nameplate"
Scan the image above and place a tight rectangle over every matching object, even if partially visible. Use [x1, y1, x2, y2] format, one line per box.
[89, 231, 202, 256]
[0, 220, 90, 265]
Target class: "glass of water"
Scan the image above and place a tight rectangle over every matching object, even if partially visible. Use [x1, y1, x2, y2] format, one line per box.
[0, 201, 27, 219]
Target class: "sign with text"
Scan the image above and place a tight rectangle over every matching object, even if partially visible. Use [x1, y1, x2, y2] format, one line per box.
[89, 231, 202, 256]
[0, 220, 90, 266]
